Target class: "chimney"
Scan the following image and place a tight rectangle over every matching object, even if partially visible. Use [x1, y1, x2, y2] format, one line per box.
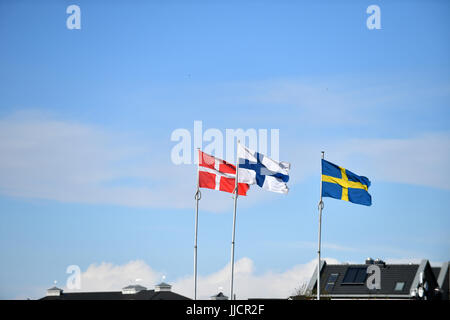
[46, 286, 63, 297]
[210, 292, 228, 300]
[374, 258, 386, 267]
[155, 282, 172, 292]
[121, 284, 147, 295]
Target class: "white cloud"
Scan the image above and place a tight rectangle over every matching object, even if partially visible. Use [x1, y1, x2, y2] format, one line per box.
[19, 256, 443, 299]
[71, 260, 162, 292]
[173, 257, 340, 299]
[66, 257, 340, 299]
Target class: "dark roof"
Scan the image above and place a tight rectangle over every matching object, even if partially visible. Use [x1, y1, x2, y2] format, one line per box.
[40, 289, 190, 300]
[122, 284, 146, 291]
[432, 267, 441, 281]
[318, 263, 419, 296]
[155, 282, 172, 289]
[156, 282, 171, 287]
[212, 292, 226, 298]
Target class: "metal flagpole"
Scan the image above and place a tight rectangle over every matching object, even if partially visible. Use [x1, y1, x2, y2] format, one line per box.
[317, 151, 324, 300]
[230, 140, 240, 300]
[194, 149, 201, 300]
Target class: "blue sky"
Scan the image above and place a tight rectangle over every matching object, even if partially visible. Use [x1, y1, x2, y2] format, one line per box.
[0, 0, 449, 299]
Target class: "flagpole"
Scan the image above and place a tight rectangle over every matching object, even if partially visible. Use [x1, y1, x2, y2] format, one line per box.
[230, 140, 240, 300]
[317, 151, 324, 300]
[194, 149, 201, 300]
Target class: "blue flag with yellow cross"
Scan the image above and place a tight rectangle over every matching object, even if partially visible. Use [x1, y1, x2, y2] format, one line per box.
[321, 159, 372, 206]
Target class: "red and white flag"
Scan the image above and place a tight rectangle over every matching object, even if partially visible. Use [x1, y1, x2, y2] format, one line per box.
[198, 150, 249, 196]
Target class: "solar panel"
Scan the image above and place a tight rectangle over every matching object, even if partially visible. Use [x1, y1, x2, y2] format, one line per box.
[342, 268, 358, 283]
[354, 268, 367, 283]
[342, 267, 367, 284]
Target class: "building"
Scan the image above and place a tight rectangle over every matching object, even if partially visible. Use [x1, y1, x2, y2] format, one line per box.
[40, 282, 190, 300]
[303, 258, 449, 300]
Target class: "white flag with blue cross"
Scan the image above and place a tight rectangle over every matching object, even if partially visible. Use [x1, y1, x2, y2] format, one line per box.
[237, 143, 290, 194]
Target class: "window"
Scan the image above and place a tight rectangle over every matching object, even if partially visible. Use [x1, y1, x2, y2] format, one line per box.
[395, 282, 405, 291]
[324, 273, 339, 292]
[342, 267, 367, 284]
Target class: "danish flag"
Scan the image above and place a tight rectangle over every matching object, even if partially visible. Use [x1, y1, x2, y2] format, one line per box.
[198, 150, 249, 196]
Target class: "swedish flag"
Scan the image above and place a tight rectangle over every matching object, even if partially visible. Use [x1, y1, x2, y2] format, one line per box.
[321, 159, 372, 206]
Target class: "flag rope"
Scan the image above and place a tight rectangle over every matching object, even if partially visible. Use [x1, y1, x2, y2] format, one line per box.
[230, 141, 240, 300]
[194, 150, 201, 300]
[317, 151, 324, 300]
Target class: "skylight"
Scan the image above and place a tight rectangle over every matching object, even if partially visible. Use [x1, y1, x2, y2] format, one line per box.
[395, 282, 405, 291]
[324, 273, 339, 293]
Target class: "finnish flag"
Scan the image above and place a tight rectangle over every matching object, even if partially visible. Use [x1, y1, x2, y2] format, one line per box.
[237, 143, 290, 194]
